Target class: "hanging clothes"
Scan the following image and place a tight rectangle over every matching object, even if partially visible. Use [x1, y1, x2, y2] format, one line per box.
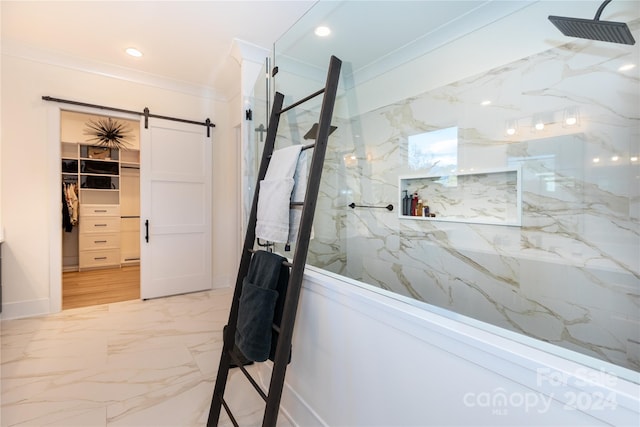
[62, 182, 79, 231]
[62, 184, 72, 232]
[67, 183, 79, 225]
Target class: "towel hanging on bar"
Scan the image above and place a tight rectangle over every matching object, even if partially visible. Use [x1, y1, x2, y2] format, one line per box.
[256, 145, 302, 243]
[235, 250, 290, 362]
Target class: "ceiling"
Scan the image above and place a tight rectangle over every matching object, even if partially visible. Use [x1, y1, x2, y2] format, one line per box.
[2, 1, 639, 99]
[275, 0, 640, 86]
[1, 0, 316, 98]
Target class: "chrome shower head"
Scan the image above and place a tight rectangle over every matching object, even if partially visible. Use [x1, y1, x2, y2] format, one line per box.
[548, 0, 636, 45]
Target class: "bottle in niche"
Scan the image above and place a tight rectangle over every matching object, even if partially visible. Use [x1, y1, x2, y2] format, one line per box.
[411, 192, 418, 216]
[402, 190, 410, 216]
[424, 203, 430, 216]
[416, 199, 423, 216]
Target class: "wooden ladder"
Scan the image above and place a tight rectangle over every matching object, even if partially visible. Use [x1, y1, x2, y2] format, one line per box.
[207, 55, 342, 427]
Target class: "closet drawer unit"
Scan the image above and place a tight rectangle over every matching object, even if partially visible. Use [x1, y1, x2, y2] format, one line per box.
[80, 204, 120, 217]
[79, 249, 121, 269]
[79, 217, 121, 234]
[79, 232, 121, 251]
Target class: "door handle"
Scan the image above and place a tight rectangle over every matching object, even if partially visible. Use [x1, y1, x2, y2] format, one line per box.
[145, 219, 149, 243]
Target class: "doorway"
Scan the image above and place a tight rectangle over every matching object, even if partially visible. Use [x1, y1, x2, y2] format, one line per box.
[60, 110, 141, 309]
[62, 266, 140, 309]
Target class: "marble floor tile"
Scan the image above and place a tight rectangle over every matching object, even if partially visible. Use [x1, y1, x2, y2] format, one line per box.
[1, 289, 292, 427]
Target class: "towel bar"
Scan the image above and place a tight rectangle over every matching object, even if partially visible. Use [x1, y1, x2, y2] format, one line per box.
[349, 202, 394, 211]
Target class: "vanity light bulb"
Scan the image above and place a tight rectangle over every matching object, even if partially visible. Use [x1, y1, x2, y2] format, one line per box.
[611, 155, 619, 161]
[631, 156, 638, 162]
[506, 127, 516, 136]
[593, 157, 600, 163]
[565, 116, 577, 126]
[535, 122, 545, 131]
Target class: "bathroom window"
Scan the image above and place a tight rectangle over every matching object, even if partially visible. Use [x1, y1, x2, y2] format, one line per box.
[408, 126, 458, 173]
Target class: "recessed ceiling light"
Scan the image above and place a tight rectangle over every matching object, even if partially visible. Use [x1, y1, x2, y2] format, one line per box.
[480, 100, 491, 106]
[126, 47, 143, 57]
[315, 26, 331, 37]
[618, 63, 636, 72]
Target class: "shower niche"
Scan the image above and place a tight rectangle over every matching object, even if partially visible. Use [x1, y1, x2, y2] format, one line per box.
[399, 166, 522, 226]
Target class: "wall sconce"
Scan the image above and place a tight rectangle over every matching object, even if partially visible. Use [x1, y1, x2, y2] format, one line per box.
[532, 114, 546, 132]
[563, 108, 580, 127]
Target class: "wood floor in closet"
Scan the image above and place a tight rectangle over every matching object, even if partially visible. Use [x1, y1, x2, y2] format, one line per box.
[63, 265, 140, 310]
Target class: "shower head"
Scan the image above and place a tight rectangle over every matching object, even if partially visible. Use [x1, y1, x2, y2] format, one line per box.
[548, 15, 636, 45]
[548, 0, 636, 45]
[303, 122, 338, 140]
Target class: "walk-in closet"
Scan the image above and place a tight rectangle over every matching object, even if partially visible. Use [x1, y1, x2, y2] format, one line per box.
[61, 110, 140, 309]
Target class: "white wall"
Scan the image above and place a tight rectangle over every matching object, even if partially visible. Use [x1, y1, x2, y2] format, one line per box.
[0, 48, 238, 318]
[259, 269, 640, 426]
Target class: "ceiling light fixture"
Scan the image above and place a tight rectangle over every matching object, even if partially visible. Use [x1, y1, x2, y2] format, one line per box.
[125, 47, 143, 57]
[480, 100, 491, 106]
[314, 26, 331, 37]
[618, 63, 636, 72]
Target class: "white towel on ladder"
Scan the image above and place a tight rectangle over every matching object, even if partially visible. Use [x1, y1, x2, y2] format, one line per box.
[288, 150, 313, 245]
[256, 145, 303, 243]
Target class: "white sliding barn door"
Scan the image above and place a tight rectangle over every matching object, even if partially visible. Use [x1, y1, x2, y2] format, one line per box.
[140, 118, 212, 299]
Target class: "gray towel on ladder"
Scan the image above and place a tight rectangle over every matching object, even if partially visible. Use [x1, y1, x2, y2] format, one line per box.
[236, 250, 289, 362]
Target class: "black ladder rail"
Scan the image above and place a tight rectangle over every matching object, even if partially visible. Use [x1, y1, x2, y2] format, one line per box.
[262, 55, 341, 427]
[208, 91, 285, 426]
[207, 55, 342, 427]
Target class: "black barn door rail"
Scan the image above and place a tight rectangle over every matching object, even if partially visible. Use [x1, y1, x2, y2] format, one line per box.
[42, 96, 215, 137]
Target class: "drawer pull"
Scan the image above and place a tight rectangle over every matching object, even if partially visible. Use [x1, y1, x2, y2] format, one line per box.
[94, 240, 107, 243]
[94, 224, 108, 227]
[94, 257, 107, 260]
[94, 209, 108, 213]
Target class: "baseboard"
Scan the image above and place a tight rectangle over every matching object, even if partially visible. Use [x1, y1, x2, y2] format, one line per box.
[212, 274, 232, 289]
[256, 362, 327, 427]
[1, 298, 50, 320]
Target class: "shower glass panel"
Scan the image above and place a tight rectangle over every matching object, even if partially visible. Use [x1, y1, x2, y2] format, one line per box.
[267, 0, 640, 378]
[243, 58, 271, 237]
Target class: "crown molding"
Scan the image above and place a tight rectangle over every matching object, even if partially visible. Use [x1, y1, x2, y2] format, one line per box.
[230, 38, 270, 66]
[1, 39, 228, 101]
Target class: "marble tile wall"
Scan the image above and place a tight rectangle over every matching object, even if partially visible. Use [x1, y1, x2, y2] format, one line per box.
[260, 34, 639, 372]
